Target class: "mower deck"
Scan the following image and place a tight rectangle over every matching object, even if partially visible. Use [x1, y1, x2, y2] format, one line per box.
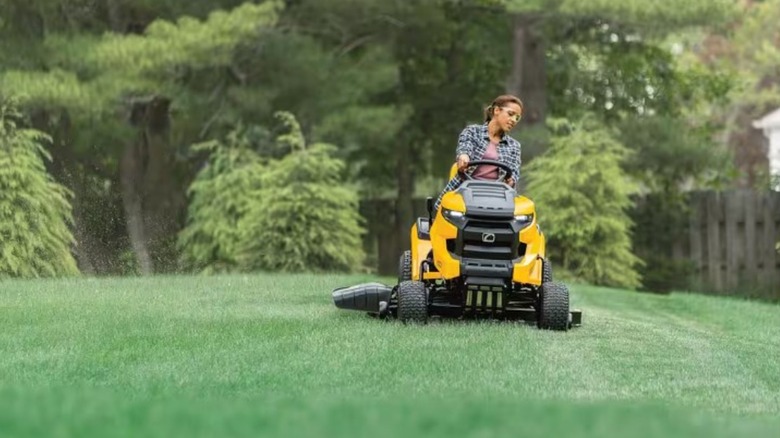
[332, 282, 582, 328]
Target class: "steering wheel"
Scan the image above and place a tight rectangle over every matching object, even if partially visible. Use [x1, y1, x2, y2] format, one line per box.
[459, 159, 514, 183]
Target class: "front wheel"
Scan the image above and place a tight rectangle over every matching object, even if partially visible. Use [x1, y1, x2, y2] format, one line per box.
[397, 280, 428, 323]
[538, 281, 569, 331]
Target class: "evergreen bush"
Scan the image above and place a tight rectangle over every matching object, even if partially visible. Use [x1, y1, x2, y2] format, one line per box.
[525, 117, 643, 289]
[177, 128, 265, 274]
[0, 101, 79, 278]
[178, 112, 366, 274]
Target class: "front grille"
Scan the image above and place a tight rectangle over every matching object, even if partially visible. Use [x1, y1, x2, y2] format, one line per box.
[461, 220, 515, 260]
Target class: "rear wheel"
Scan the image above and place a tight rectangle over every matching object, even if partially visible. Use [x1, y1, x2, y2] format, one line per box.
[538, 281, 569, 331]
[397, 280, 428, 323]
[398, 250, 412, 283]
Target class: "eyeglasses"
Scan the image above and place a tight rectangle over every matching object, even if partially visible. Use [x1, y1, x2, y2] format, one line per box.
[501, 107, 522, 123]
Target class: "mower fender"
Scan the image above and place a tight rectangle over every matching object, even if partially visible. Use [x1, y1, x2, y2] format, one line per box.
[512, 256, 543, 286]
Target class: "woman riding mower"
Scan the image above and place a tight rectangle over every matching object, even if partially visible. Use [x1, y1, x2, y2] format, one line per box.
[433, 94, 523, 217]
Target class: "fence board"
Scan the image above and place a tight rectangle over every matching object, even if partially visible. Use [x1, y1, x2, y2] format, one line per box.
[770, 195, 780, 291]
[706, 192, 723, 293]
[725, 192, 740, 291]
[744, 191, 757, 281]
[763, 195, 776, 284]
[689, 194, 703, 274]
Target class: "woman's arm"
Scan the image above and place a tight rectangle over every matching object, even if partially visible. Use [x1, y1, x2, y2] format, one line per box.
[455, 125, 479, 159]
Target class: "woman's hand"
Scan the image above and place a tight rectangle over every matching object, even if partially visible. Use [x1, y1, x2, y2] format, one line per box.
[457, 154, 470, 172]
[505, 177, 515, 187]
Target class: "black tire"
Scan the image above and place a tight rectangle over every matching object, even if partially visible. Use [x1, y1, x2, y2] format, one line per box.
[398, 250, 412, 283]
[542, 259, 553, 283]
[538, 281, 569, 331]
[397, 280, 428, 323]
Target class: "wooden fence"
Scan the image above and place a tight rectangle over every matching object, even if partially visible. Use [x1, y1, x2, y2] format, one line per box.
[359, 190, 780, 299]
[681, 190, 780, 298]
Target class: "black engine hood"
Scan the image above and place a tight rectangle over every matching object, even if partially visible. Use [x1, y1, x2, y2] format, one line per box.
[456, 181, 515, 218]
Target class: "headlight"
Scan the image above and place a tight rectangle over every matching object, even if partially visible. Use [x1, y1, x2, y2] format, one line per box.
[442, 208, 466, 224]
[513, 214, 534, 228]
[444, 209, 464, 219]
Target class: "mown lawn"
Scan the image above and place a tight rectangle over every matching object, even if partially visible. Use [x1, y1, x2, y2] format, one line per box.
[1, 273, 779, 437]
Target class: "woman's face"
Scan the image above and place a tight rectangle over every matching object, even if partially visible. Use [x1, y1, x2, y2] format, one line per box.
[493, 103, 523, 132]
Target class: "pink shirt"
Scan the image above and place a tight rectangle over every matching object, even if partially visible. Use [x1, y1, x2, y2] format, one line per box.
[471, 141, 499, 180]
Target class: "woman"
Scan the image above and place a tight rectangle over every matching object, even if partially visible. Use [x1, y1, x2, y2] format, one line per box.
[433, 94, 523, 216]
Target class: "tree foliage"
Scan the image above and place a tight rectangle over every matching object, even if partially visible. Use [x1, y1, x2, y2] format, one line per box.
[502, 0, 736, 30]
[0, 0, 755, 286]
[176, 127, 265, 274]
[526, 117, 642, 289]
[178, 112, 366, 274]
[681, 0, 780, 188]
[238, 141, 366, 273]
[0, 101, 79, 278]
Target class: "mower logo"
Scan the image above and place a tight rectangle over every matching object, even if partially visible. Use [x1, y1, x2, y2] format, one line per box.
[481, 233, 496, 243]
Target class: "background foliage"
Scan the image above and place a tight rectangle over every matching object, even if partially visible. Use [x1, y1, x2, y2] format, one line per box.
[526, 117, 642, 289]
[178, 112, 365, 274]
[0, 100, 79, 278]
[0, 0, 777, 294]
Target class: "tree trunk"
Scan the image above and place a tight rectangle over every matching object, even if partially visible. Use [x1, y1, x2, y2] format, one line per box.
[120, 133, 154, 275]
[140, 98, 184, 272]
[395, 145, 415, 256]
[120, 95, 182, 275]
[507, 14, 547, 127]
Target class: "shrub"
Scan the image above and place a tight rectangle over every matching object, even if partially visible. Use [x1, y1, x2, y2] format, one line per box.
[0, 101, 79, 278]
[178, 112, 366, 274]
[525, 117, 643, 289]
[237, 141, 366, 273]
[176, 129, 265, 273]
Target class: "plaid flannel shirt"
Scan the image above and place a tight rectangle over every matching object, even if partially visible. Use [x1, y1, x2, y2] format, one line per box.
[433, 123, 522, 215]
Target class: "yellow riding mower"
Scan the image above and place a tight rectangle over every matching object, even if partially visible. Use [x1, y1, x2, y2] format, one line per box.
[333, 160, 581, 331]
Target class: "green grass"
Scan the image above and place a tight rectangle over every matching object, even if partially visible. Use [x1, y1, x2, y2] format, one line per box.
[1, 273, 779, 437]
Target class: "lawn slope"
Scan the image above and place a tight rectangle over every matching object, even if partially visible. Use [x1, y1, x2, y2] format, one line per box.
[1, 274, 778, 437]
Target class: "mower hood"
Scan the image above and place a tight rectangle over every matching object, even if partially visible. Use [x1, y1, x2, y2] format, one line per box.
[456, 181, 515, 218]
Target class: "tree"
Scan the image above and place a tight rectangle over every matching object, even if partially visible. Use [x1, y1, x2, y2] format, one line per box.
[178, 112, 366, 274]
[280, 0, 513, 258]
[685, 0, 780, 188]
[0, 0, 745, 279]
[238, 112, 366, 273]
[0, 100, 79, 278]
[176, 125, 266, 274]
[525, 116, 642, 289]
[501, 0, 736, 127]
[1, 1, 284, 274]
